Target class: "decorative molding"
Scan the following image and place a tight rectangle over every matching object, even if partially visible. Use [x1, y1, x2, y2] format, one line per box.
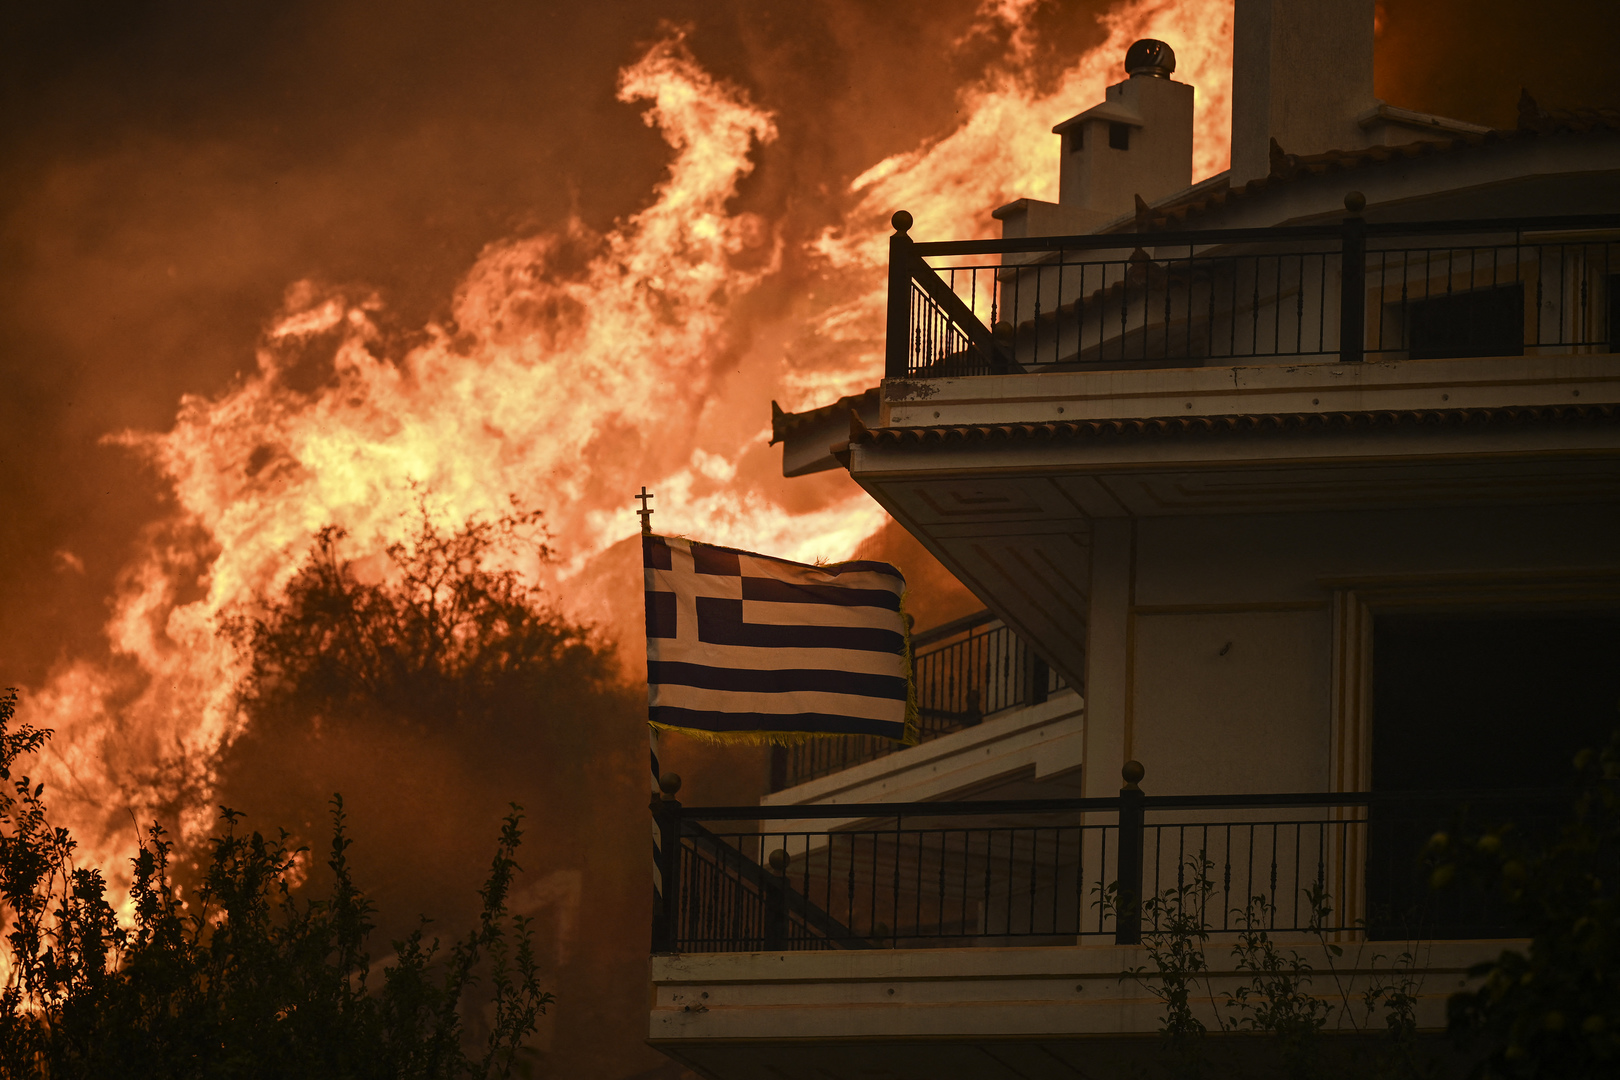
[1133, 600, 1330, 615]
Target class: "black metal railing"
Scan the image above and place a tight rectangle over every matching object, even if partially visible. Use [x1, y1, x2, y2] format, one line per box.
[884, 212, 1620, 377]
[652, 774, 1566, 954]
[771, 611, 1069, 791]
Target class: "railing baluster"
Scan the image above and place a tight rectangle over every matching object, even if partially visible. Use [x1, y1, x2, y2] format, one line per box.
[1186, 250, 1195, 359]
[1271, 254, 1282, 354]
[1318, 252, 1327, 354]
[1051, 828, 1062, 933]
[1295, 254, 1305, 353]
[1228, 256, 1237, 357]
[1269, 826, 1279, 930]
[1559, 243, 1568, 346]
[1250, 254, 1261, 354]
[1163, 256, 1173, 360]
[1222, 824, 1232, 931]
[1055, 252, 1065, 367]
[1245, 825, 1255, 920]
[1091, 824, 1105, 935]
[1292, 823, 1301, 929]
[1075, 824, 1087, 937]
[892, 817, 903, 946]
[1339, 212, 1366, 362]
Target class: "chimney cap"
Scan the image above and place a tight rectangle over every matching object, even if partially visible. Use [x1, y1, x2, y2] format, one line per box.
[1125, 38, 1176, 78]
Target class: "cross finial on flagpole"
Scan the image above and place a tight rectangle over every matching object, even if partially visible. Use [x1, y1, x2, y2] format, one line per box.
[636, 487, 655, 535]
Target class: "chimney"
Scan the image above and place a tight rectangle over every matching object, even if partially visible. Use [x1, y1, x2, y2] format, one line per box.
[1050, 39, 1194, 221]
[1230, 0, 1377, 186]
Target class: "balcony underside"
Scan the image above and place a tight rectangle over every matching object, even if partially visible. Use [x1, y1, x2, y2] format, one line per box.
[650, 940, 1503, 1080]
[654, 1034, 1468, 1080]
[840, 353, 1620, 696]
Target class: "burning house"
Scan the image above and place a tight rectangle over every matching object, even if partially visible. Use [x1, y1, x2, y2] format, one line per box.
[645, 0, 1620, 1075]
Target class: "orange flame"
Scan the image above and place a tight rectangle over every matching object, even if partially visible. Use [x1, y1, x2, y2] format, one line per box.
[19, 3, 1235, 883]
[806, 0, 1232, 388]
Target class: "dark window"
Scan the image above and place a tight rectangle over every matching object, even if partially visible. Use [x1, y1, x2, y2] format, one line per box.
[1108, 122, 1130, 150]
[1366, 613, 1620, 939]
[1407, 282, 1524, 359]
[1069, 127, 1083, 153]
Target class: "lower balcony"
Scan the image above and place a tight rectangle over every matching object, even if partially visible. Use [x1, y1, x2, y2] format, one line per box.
[647, 775, 1560, 1079]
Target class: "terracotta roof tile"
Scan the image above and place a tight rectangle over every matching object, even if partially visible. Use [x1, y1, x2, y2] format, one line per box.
[849, 403, 1620, 450]
[771, 387, 879, 445]
[1135, 96, 1620, 232]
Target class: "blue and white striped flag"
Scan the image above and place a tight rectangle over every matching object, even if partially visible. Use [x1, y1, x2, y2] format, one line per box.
[643, 535, 914, 742]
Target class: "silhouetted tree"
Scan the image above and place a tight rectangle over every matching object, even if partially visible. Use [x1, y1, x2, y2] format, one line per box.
[226, 500, 618, 746]
[213, 501, 640, 963]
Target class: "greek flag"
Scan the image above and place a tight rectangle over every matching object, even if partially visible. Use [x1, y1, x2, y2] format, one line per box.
[643, 535, 914, 742]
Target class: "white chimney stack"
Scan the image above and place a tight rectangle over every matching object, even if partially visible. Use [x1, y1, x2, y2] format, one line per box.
[1050, 39, 1194, 221]
[1230, 0, 1378, 187]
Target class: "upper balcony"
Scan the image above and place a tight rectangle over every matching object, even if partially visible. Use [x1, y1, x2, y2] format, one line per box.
[882, 207, 1620, 383]
[807, 210, 1620, 708]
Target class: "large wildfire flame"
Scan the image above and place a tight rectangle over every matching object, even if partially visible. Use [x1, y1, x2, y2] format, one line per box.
[20, 0, 1234, 879]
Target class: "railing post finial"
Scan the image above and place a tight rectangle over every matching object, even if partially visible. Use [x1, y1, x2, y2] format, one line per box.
[1114, 761, 1147, 946]
[885, 213, 915, 378]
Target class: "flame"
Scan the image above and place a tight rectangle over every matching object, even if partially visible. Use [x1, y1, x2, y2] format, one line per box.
[815, 0, 1233, 268]
[800, 0, 1232, 393]
[18, 2, 1236, 882]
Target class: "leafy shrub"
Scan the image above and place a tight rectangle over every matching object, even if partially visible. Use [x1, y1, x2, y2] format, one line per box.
[0, 686, 551, 1079]
[1100, 856, 1427, 1079]
[1430, 727, 1620, 1076]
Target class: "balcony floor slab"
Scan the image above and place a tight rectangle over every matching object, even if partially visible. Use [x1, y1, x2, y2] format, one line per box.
[651, 938, 1515, 1078]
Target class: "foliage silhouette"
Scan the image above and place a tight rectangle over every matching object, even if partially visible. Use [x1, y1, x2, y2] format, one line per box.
[1099, 854, 1430, 1079]
[1429, 725, 1620, 1077]
[1099, 722, 1620, 1079]
[0, 495, 632, 1076]
[224, 498, 617, 749]
[1, 683, 549, 1078]
[211, 498, 638, 1026]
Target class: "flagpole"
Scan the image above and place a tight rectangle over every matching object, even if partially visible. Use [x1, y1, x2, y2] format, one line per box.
[638, 485, 659, 801]
[639, 486, 671, 950]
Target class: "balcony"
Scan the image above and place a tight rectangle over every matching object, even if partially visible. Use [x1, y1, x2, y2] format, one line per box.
[771, 610, 1068, 791]
[655, 779, 1557, 955]
[649, 771, 1561, 1078]
[884, 211, 1620, 379]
